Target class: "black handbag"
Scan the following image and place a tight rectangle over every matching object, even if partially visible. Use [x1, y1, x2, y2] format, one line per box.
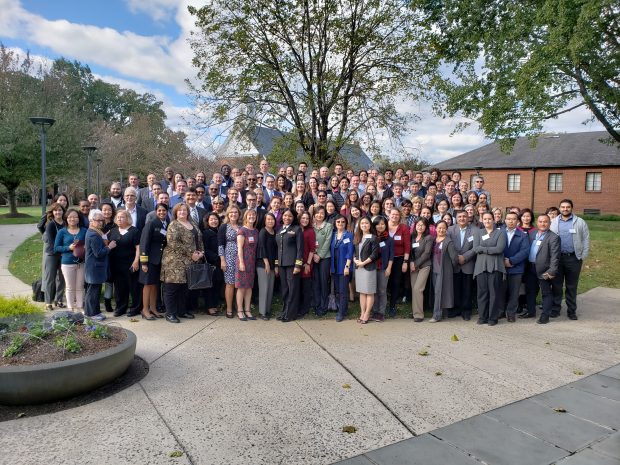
[186, 228, 214, 290]
[187, 260, 215, 290]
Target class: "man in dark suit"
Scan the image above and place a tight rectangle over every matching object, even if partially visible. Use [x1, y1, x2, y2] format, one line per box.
[185, 188, 207, 231]
[146, 192, 172, 224]
[242, 192, 266, 230]
[448, 210, 477, 320]
[159, 166, 175, 194]
[137, 174, 158, 212]
[118, 187, 148, 233]
[502, 212, 530, 322]
[195, 184, 209, 210]
[523, 214, 561, 324]
[262, 175, 282, 205]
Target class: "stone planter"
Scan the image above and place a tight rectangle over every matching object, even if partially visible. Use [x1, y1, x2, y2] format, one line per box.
[0, 329, 137, 405]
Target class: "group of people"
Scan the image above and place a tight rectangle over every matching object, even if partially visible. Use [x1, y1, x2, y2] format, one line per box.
[38, 161, 590, 326]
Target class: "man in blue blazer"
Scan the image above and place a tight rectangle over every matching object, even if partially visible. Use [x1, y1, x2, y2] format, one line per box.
[502, 211, 530, 322]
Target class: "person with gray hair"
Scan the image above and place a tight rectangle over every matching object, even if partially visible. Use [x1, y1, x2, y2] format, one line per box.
[472, 176, 492, 205]
[84, 209, 116, 321]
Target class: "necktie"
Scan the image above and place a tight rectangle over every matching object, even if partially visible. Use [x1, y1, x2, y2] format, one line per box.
[191, 208, 198, 223]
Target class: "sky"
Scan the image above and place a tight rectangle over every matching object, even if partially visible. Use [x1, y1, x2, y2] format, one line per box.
[0, 0, 605, 164]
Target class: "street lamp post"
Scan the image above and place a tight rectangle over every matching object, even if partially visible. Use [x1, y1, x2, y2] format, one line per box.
[29, 117, 56, 216]
[82, 146, 97, 196]
[95, 158, 102, 198]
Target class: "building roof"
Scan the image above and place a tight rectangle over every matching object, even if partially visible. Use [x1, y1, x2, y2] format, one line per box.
[432, 131, 620, 170]
[219, 125, 374, 170]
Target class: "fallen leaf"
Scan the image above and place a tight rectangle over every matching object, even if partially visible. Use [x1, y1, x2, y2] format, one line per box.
[342, 384, 351, 389]
[451, 334, 459, 342]
[169, 451, 184, 458]
[16, 412, 26, 418]
[435, 371, 442, 376]
[545, 342, 551, 345]
[300, 339, 305, 342]
[129, 318, 139, 323]
[573, 370, 584, 376]
[553, 408, 567, 413]
[418, 350, 429, 356]
[342, 426, 357, 433]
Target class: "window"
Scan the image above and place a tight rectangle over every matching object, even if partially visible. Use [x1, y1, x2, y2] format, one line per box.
[585, 172, 602, 192]
[507, 174, 520, 192]
[548, 173, 563, 192]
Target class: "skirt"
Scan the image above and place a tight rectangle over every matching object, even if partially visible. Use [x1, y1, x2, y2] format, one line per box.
[355, 267, 376, 294]
[139, 263, 161, 285]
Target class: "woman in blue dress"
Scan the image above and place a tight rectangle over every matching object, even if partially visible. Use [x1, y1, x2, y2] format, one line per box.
[218, 205, 242, 318]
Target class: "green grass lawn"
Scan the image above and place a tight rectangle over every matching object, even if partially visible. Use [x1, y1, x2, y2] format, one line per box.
[0, 206, 43, 225]
[7, 220, 619, 315]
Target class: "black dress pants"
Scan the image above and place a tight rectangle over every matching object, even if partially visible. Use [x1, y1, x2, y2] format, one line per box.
[476, 271, 502, 323]
[504, 273, 523, 317]
[113, 265, 141, 313]
[280, 266, 300, 320]
[552, 253, 582, 316]
[526, 265, 554, 317]
[388, 256, 405, 310]
[312, 258, 331, 316]
[164, 282, 187, 317]
[84, 283, 102, 316]
[451, 271, 473, 318]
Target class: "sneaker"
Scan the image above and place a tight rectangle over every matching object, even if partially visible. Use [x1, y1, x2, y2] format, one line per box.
[429, 318, 439, 323]
[413, 318, 424, 322]
[372, 313, 385, 322]
[90, 313, 106, 322]
[45, 304, 54, 311]
[388, 307, 397, 318]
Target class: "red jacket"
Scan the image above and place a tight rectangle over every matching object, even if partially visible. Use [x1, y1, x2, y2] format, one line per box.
[302, 227, 317, 278]
[390, 223, 411, 257]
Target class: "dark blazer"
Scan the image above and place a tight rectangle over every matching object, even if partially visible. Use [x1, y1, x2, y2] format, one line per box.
[137, 187, 155, 212]
[354, 236, 380, 271]
[473, 228, 506, 277]
[262, 188, 282, 205]
[503, 228, 530, 275]
[275, 224, 304, 268]
[139, 218, 167, 266]
[377, 236, 394, 271]
[188, 205, 208, 232]
[410, 234, 434, 269]
[85, 229, 110, 284]
[528, 229, 561, 279]
[118, 205, 148, 233]
[447, 224, 477, 274]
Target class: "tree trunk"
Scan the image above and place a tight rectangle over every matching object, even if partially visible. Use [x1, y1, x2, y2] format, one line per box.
[7, 188, 18, 216]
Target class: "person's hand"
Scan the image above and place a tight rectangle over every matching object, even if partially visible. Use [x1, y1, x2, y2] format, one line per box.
[304, 264, 311, 274]
[239, 262, 245, 272]
[410, 262, 416, 272]
[265, 264, 271, 274]
[458, 255, 465, 265]
[385, 268, 391, 278]
[274, 266, 279, 277]
[69, 242, 76, 251]
[293, 267, 300, 274]
[401, 262, 408, 273]
[344, 266, 350, 276]
[141, 264, 148, 272]
[131, 260, 139, 272]
[504, 258, 512, 268]
[107, 240, 117, 250]
[313, 255, 320, 264]
[220, 259, 227, 272]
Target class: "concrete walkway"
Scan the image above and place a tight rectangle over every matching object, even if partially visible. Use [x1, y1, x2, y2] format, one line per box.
[0, 224, 37, 298]
[0, 224, 619, 464]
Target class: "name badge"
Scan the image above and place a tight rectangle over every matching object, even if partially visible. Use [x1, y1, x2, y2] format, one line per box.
[160, 229, 167, 236]
[536, 240, 542, 246]
[395, 235, 402, 241]
[343, 238, 350, 244]
[379, 241, 385, 248]
[101, 234, 108, 241]
[287, 231, 295, 235]
[468, 236, 473, 243]
[412, 242, 420, 249]
[248, 236, 255, 243]
[315, 241, 319, 247]
[482, 234, 490, 241]
[569, 228, 576, 234]
[438, 242, 443, 249]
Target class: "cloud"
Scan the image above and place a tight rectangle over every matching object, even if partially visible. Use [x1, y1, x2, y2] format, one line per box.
[125, 0, 179, 22]
[0, 0, 195, 94]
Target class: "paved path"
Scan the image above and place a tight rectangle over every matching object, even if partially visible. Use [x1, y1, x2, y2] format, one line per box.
[0, 224, 619, 464]
[0, 224, 37, 298]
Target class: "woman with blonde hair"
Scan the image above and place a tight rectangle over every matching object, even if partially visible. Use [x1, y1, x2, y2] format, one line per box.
[235, 209, 259, 320]
[218, 204, 242, 318]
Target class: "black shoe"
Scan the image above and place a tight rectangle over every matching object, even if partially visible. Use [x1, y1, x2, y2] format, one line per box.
[488, 321, 498, 326]
[126, 310, 140, 317]
[537, 315, 550, 324]
[568, 313, 578, 320]
[462, 315, 471, 321]
[179, 313, 195, 319]
[113, 310, 126, 317]
[141, 312, 156, 321]
[276, 314, 283, 321]
[550, 312, 560, 318]
[104, 299, 113, 313]
[165, 314, 180, 323]
[261, 315, 270, 321]
[388, 307, 397, 318]
[281, 317, 291, 323]
[477, 319, 488, 325]
[226, 312, 233, 319]
[519, 313, 535, 319]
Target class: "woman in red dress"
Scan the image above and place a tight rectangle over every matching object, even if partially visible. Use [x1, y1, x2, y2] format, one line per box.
[297, 211, 316, 318]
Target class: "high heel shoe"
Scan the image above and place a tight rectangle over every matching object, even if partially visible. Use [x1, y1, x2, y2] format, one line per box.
[244, 311, 256, 320]
[151, 310, 164, 319]
[237, 312, 247, 321]
[141, 311, 156, 321]
[226, 311, 234, 319]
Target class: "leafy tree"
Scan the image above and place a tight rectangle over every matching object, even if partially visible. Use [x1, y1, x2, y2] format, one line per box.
[188, 0, 438, 167]
[416, 0, 620, 149]
[0, 46, 84, 215]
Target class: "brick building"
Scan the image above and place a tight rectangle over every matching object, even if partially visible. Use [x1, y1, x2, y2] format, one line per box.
[432, 131, 620, 215]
